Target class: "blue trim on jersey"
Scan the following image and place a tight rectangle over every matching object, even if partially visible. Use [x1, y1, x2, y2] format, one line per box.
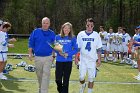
[0, 51, 7, 53]
[0, 52, 6, 61]
[55, 35, 78, 62]
[1, 32, 9, 46]
[28, 28, 55, 56]
[85, 31, 93, 36]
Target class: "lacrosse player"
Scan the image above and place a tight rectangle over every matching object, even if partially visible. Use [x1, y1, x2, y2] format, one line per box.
[120, 28, 131, 63]
[99, 26, 108, 62]
[106, 27, 116, 62]
[114, 27, 123, 62]
[75, 18, 102, 93]
[0, 22, 14, 80]
[133, 26, 140, 80]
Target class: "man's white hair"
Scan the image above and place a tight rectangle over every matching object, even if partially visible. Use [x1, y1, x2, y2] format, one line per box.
[42, 17, 50, 22]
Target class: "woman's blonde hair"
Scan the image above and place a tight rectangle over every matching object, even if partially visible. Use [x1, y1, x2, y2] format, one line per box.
[60, 22, 74, 39]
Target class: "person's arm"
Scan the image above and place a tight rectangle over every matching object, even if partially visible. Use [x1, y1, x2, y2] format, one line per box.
[67, 37, 78, 56]
[75, 51, 80, 65]
[28, 31, 35, 61]
[8, 44, 14, 48]
[96, 48, 102, 67]
[28, 48, 33, 61]
[96, 33, 102, 67]
[9, 38, 17, 42]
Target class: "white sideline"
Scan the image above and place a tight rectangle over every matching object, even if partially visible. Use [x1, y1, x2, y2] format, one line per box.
[2, 78, 140, 85]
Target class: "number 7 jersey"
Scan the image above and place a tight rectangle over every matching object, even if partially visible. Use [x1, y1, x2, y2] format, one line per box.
[77, 31, 102, 61]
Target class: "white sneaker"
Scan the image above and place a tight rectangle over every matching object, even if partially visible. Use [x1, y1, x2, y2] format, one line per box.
[0, 75, 7, 80]
[79, 83, 86, 93]
[120, 60, 125, 64]
[134, 75, 138, 79]
[134, 74, 140, 79]
[104, 58, 107, 62]
[135, 76, 140, 80]
[113, 58, 117, 62]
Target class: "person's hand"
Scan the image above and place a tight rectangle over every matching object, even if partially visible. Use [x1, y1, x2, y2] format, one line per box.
[74, 54, 80, 65]
[97, 59, 101, 67]
[51, 56, 55, 62]
[29, 54, 33, 61]
[63, 53, 68, 58]
[9, 38, 17, 42]
[8, 44, 14, 48]
[59, 52, 68, 58]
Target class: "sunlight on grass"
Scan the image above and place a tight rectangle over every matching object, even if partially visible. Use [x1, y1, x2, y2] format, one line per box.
[1, 38, 140, 93]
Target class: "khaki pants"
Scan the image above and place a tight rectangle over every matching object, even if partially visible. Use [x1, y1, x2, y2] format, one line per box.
[135, 49, 140, 60]
[34, 56, 52, 93]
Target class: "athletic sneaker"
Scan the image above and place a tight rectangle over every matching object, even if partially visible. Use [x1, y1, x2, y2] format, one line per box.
[113, 58, 117, 62]
[134, 73, 140, 79]
[79, 83, 86, 93]
[135, 75, 140, 80]
[0, 75, 7, 80]
[104, 58, 107, 62]
[120, 60, 125, 64]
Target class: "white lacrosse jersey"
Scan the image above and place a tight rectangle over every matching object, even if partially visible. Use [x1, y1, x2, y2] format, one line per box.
[0, 31, 8, 52]
[107, 32, 116, 44]
[122, 33, 131, 45]
[77, 31, 102, 61]
[115, 32, 123, 45]
[99, 31, 108, 45]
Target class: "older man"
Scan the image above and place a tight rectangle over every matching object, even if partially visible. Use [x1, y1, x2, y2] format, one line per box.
[28, 17, 55, 93]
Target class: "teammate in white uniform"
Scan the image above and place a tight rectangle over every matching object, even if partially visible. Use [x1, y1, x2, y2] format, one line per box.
[0, 22, 14, 80]
[106, 27, 116, 61]
[120, 28, 131, 63]
[114, 27, 123, 61]
[99, 26, 108, 62]
[75, 18, 102, 93]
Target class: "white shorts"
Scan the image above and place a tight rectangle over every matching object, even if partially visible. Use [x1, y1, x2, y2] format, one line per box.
[107, 43, 115, 52]
[114, 44, 123, 52]
[0, 52, 7, 62]
[79, 57, 96, 82]
[121, 44, 128, 53]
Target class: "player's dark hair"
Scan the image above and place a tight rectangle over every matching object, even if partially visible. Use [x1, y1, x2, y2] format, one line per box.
[99, 26, 104, 29]
[122, 27, 126, 32]
[86, 18, 94, 24]
[2, 22, 11, 29]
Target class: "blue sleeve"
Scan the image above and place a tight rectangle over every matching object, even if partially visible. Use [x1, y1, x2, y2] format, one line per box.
[67, 37, 78, 56]
[51, 31, 56, 44]
[28, 30, 35, 49]
[53, 35, 59, 53]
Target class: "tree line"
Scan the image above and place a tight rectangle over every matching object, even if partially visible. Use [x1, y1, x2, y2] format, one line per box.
[0, 0, 140, 35]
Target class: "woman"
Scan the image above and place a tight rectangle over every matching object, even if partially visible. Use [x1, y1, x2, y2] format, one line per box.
[55, 22, 78, 93]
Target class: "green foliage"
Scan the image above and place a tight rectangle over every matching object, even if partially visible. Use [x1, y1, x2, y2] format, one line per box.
[0, 0, 140, 35]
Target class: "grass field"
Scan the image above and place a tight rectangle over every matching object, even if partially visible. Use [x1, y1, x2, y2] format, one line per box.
[8, 38, 28, 53]
[1, 38, 140, 93]
[0, 56, 140, 93]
